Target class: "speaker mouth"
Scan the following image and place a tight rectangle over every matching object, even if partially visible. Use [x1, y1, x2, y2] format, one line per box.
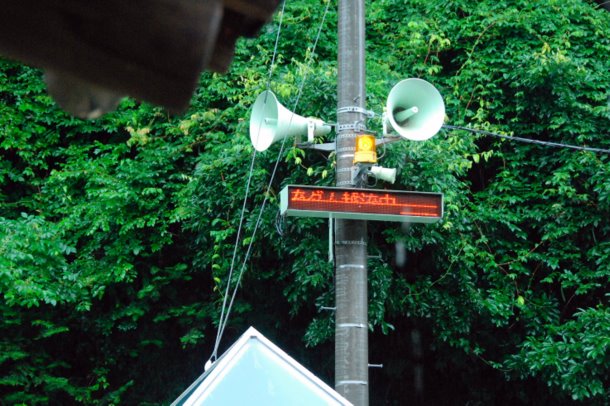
[250, 90, 280, 151]
[385, 78, 445, 141]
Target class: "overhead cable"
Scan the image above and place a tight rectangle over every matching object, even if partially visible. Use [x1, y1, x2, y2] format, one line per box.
[210, 0, 331, 364]
[210, 0, 287, 364]
[443, 124, 610, 155]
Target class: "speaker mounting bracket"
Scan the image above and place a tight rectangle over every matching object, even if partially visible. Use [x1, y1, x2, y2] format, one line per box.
[376, 136, 401, 147]
[297, 142, 335, 152]
[307, 120, 316, 143]
[352, 163, 373, 186]
[382, 111, 389, 136]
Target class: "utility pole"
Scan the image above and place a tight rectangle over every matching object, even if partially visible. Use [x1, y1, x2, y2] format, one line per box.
[335, 1, 368, 405]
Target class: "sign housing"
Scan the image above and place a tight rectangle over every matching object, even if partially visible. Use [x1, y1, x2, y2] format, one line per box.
[280, 185, 443, 223]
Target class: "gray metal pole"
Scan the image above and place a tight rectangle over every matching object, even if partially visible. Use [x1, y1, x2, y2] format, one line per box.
[335, 1, 368, 405]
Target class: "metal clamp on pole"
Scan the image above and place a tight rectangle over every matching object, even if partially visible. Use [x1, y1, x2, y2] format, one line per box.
[337, 106, 376, 118]
[337, 122, 368, 132]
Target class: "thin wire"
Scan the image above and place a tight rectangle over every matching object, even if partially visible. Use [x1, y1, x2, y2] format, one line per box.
[216, 0, 331, 348]
[210, 0, 287, 363]
[275, 210, 285, 236]
[267, 0, 287, 89]
[443, 124, 610, 155]
[214, 0, 332, 355]
[595, 1, 610, 9]
[210, 148, 256, 362]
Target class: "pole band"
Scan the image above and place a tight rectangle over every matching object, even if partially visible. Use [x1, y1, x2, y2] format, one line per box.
[336, 380, 368, 386]
[337, 323, 367, 329]
[337, 106, 376, 117]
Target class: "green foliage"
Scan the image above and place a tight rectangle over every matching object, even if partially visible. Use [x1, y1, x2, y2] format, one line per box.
[506, 306, 610, 401]
[1, 0, 610, 404]
[362, 0, 610, 402]
[0, 58, 207, 403]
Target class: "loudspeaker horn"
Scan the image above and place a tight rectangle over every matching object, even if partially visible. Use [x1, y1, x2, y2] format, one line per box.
[370, 166, 397, 184]
[249, 90, 331, 152]
[384, 78, 445, 141]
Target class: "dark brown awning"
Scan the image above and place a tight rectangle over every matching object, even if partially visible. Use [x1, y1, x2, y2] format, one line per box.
[0, 0, 280, 117]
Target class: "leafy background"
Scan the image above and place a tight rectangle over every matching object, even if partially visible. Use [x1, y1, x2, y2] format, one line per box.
[1, 0, 609, 404]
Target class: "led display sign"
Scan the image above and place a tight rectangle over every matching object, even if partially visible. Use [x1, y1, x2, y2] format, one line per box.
[280, 185, 443, 223]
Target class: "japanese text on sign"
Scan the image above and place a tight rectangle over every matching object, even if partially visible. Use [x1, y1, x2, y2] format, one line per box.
[287, 186, 442, 218]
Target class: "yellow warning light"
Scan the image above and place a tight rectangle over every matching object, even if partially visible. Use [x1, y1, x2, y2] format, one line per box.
[354, 133, 377, 164]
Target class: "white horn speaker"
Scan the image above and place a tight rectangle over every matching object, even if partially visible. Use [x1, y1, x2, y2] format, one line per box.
[370, 166, 397, 184]
[385, 78, 445, 141]
[249, 90, 331, 152]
